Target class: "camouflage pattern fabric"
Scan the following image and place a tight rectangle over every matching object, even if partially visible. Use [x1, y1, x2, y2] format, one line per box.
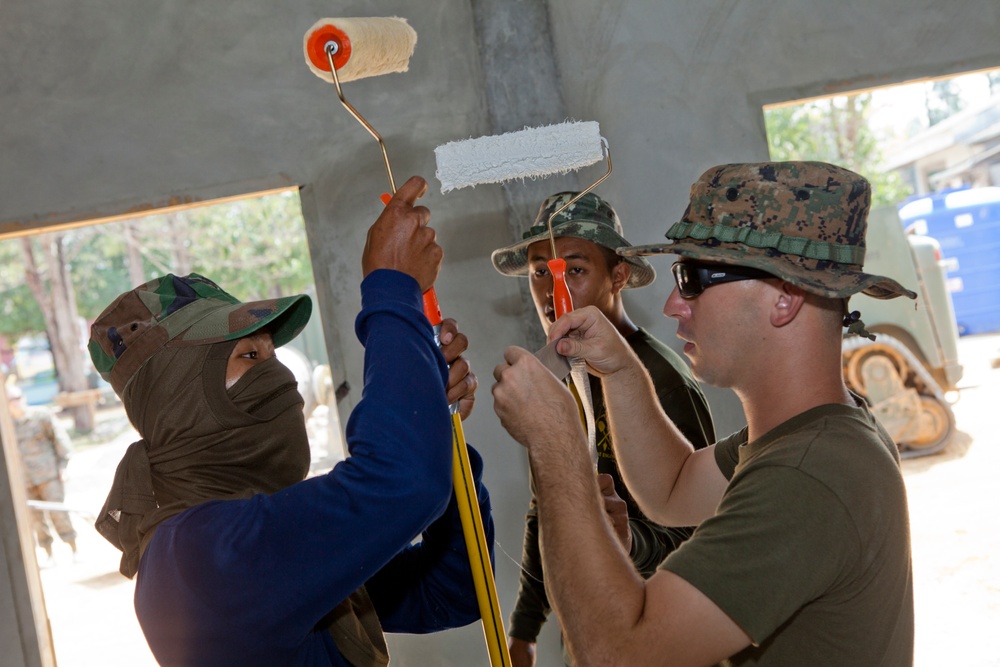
[13, 409, 72, 486]
[89, 273, 312, 396]
[28, 477, 77, 549]
[491, 191, 656, 289]
[620, 162, 917, 300]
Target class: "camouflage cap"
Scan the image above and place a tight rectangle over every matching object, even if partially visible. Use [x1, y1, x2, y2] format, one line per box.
[620, 161, 917, 300]
[88, 273, 312, 397]
[491, 191, 655, 289]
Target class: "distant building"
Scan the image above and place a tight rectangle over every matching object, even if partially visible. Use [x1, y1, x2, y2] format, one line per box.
[885, 96, 1000, 196]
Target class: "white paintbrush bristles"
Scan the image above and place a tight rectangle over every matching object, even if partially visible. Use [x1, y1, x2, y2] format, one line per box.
[304, 17, 417, 84]
[434, 121, 605, 193]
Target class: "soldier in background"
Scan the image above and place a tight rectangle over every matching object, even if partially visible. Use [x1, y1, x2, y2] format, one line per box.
[6, 382, 77, 565]
[490, 191, 715, 666]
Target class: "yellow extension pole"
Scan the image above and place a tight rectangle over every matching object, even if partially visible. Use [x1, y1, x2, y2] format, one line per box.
[450, 410, 511, 667]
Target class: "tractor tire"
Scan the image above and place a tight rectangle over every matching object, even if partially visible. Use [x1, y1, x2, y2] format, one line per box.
[842, 334, 956, 458]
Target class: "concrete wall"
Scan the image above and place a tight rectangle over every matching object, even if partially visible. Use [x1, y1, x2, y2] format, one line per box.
[2, 0, 999, 665]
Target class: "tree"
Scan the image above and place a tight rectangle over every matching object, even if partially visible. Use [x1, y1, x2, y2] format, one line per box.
[20, 233, 93, 432]
[0, 242, 45, 338]
[925, 80, 966, 126]
[1, 189, 315, 430]
[765, 93, 911, 208]
[101, 191, 313, 303]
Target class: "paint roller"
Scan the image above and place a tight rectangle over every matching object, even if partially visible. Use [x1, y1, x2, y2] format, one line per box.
[435, 121, 613, 467]
[435, 120, 612, 321]
[304, 17, 416, 198]
[303, 18, 512, 667]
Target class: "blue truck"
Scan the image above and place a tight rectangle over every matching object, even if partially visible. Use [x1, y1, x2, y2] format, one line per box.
[898, 187, 1000, 336]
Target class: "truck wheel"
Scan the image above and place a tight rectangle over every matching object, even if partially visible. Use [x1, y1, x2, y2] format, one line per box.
[899, 396, 955, 457]
[843, 334, 955, 459]
[845, 344, 908, 394]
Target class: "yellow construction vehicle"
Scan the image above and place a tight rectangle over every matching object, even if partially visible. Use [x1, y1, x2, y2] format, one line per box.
[844, 206, 963, 458]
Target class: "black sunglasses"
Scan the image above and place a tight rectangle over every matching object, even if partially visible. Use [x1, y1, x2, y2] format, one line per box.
[671, 262, 775, 299]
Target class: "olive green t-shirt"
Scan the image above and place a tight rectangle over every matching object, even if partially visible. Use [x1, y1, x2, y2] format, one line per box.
[662, 399, 914, 666]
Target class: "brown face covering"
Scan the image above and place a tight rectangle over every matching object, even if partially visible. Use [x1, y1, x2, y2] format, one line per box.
[96, 339, 310, 578]
[96, 340, 388, 666]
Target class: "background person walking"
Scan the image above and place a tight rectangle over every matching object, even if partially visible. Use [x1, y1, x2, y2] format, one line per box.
[6, 382, 77, 565]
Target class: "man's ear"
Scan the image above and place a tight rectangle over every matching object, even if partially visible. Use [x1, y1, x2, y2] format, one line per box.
[771, 282, 806, 327]
[611, 261, 631, 294]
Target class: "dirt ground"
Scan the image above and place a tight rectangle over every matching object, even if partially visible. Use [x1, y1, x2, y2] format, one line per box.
[902, 332, 1000, 666]
[32, 334, 1000, 666]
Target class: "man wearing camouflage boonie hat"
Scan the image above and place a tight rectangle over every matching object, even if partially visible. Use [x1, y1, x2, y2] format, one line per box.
[491, 163, 915, 666]
[88, 176, 492, 667]
[491, 191, 715, 667]
[491, 191, 655, 290]
[621, 160, 916, 334]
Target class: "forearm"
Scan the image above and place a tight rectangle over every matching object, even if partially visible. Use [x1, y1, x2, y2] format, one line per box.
[529, 424, 647, 667]
[368, 444, 492, 633]
[347, 269, 453, 525]
[601, 358, 697, 525]
[509, 507, 550, 642]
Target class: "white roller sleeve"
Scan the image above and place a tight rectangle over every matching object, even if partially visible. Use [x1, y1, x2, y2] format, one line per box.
[304, 17, 416, 83]
[434, 121, 605, 193]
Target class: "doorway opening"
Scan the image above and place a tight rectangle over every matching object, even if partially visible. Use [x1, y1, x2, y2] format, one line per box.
[1, 187, 345, 666]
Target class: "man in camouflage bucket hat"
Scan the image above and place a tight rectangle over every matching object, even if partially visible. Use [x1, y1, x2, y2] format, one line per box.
[492, 163, 914, 665]
[622, 160, 917, 303]
[90, 176, 492, 667]
[492, 191, 715, 667]
[491, 191, 655, 290]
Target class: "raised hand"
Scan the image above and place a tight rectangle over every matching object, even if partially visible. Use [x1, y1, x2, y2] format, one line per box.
[492, 346, 583, 450]
[362, 175, 442, 292]
[548, 306, 633, 378]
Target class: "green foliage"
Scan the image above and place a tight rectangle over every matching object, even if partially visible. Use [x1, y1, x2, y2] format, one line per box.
[179, 191, 315, 302]
[1, 190, 314, 342]
[0, 241, 44, 337]
[63, 227, 135, 322]
[764, 93, 911, 208]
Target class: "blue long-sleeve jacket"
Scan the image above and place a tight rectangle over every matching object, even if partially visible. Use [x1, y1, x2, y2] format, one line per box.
[134, 269, 493, 666]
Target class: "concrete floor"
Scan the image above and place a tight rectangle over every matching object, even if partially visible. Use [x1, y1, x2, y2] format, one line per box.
[34, 334, 1000, 666]
[903, 333, 1000, 666]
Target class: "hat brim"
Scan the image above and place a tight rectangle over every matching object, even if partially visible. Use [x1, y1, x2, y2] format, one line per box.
[620, 240, 916, 300]
[167, 294, 313, 349]
[491, 221, 656, 289]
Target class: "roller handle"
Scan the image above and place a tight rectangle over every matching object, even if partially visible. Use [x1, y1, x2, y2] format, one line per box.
[548, 258, 574, 319]
[423, 288, 443, 327]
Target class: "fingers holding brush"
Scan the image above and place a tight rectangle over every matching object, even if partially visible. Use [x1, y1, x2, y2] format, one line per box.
[362, 175, 442, 291]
